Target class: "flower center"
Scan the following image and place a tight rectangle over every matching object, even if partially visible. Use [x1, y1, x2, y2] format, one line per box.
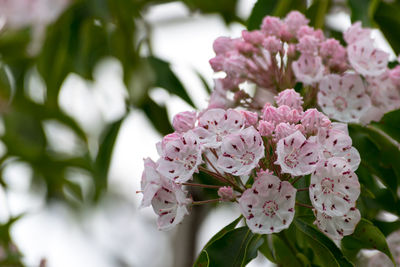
[183, 155, 198, 170]
[321, 177, 334, 194]
[263, 200, 278, 217]
[284, 151, 299, 168]
[241, 152, 255, 165]
[333, 96, 347, 111]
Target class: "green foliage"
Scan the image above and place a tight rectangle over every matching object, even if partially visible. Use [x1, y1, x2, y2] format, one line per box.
[342, 219, 394, 264]
[374, 0, 400, 54]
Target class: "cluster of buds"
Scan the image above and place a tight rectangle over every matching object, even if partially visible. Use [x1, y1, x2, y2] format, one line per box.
[139, 89, 361, 240]
[209, 11, 400, 124]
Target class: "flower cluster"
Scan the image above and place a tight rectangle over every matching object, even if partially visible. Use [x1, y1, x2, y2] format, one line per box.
[209, 11, 400, 124]
[139, 89, 361, 240]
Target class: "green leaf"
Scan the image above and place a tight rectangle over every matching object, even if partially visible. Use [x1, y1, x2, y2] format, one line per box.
[373, 1, 400, 54]
[342, 219, 394, 264]
[148, 56, 195, 108]
[194, 217, 263, 267]
[258, 235, 275, 263]
[306, 0, 331, 29]
[247, 0, 306, 30]
[94, 116, 125, 199]
[294, 218, 353, 267]
[372, 109, 400, 145]
[182, 0, 240, 24]
[271, 233, 302, 266]
[373, 219, 400, 237]
[347, 0, 374, 27]
[140, 96, 173, 136]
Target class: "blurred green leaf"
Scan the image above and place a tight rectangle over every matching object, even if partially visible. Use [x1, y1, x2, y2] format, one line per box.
[347, 0, 375, 27]
[94, 116, 125, 199]
[182, 0, 240, 24]
[271, 233, 303, 266]
[148, 56, 195, 107]
[372, 109, 400, 145]
[247, 0, 307, 30]
[373, 220, 400, 237]
[140, 96, 173, 135]
[373, 0, 400, 54]
[306, 0, 331, 29]
[294, 218, 353, 267]
[342, 219, 394, 264]
[258, 235, 275, 263]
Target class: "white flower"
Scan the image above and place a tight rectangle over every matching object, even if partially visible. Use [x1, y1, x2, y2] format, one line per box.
[239, 173, 297, 234]
[275, 131, 320, 176]
[217, 127, 264, 176]
[318, 73, 371, 123]
[157, 131, 202, 183]
[196, 108, 245, 148]
[151, 180, 191, 231]
[310, 157, 360, 216]
[347, 39, 389, 77]
[313, 207, 361, 240]
[292, 55, 324, 85]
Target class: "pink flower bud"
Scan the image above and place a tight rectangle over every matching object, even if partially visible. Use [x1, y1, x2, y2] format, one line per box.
[389, 66, 400, 86]
[218, 186, 235, 201]
[261, 16, 283, 37]
[273, 122, 298, 141]
[263, 36, 282, 53]
[258, 120, 275, 136]
[172, 111, 197, 133]
[240, 110, 259, 126]
[287, 44, 296, 57]
[297, 35, 319, 55]
[297, 25, 324, 41]
[284, 11, 309, 35]
[213, 36, 235, 54]
[275, 89, 304, 112]
[262, 103, 280, 124]
[242, 30, 265, 45]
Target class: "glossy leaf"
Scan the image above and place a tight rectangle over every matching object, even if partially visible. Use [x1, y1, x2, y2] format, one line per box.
[342, 219, 394, 264]
[294, 218, 353, 267]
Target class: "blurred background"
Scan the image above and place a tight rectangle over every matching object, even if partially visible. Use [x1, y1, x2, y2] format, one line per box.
[0, 0, 398, 266]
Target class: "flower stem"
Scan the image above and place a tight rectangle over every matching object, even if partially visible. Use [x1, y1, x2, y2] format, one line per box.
[181, 182, 220, 189]
[295, 202, 313, 209]
[296, 188, 309, 192]
[199, 166, 243, 193]
[192, 198, 221, 205]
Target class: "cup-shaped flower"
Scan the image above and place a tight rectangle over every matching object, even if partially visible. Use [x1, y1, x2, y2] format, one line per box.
[347, 39, 389, 77]
[318, 73, 371, 123]
[344, 22, 371, 45]
[151, 179, 192, 231]
[275, 131, 320, 176]
[310, 157, 360, 216]
[292, 55, 324, 85]
[157, 131, 202, 183]
[172, 111, 197, 133]
[197, 108, 245, 148]
[140, 158, 163, 208]
[217, 127, 264, 176]
[239, 173, 297, 234]
[318, 127, 360, 171]
[313, 207, 361, 240]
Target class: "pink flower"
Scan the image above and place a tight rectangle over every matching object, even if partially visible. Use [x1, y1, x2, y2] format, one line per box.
[258, 120, 275, 136]
[213, 36, 235, 55]
[242, 30, 265, 45]
[275, 89, 304, 112]
[217, 127, 264, 176]
[239, 173, 296, 234]
[157, 131, 202, 183]
[197, 108, 245, 148]
[310, 157, 360, 216]
[344, 22, 371, 44]
[240, 110, 259, 127]
[140, 158, 163, 208]
[292, 55, 325, 85]
[172, 111, 197, 133]
[151, 179, 191, 231]
[318, 73, 371, 123]
[277, 105, 302, 124]
[297, 35, 320, 55]
[273, 122, 299, 141]
[262, 103, 281, 124]
[313, 207, 361, 240]
[275, 131, 320, 176]
[367, 73, 400, 114]
[320, 39, 348, 72]
[261, 16, 283, 37]
[347, 39, 389, 77]
[218, 186, 235, 201]
[301, 108, 331, 135]
[389, 65, 400, 86]
[318, 127, 361, 171]
[297, 25, 324, 41]
[263, 36, 282, 53]
[284, 11, 309, 35]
